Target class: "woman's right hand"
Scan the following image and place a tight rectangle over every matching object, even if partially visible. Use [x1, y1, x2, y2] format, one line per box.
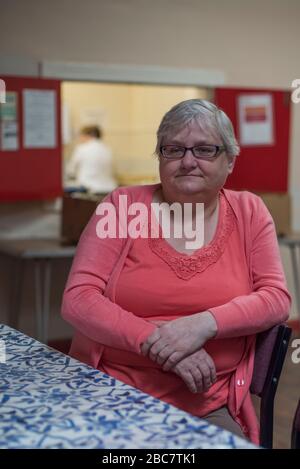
[170, 348, 217, 394]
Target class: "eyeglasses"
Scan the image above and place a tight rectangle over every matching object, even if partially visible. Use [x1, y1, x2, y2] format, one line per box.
[160, 144, 226, 160]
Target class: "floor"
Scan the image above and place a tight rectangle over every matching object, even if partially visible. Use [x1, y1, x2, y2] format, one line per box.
[268, 332, 300, 449]
[49, 331, 300, 449]
[251, 331, 300, 449]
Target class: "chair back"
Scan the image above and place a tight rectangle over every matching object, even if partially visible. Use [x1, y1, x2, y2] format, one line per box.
[251, 326, 279, 396]
[250, 323, 292, 448]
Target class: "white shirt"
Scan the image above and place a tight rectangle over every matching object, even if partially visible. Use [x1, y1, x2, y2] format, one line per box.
[66, 139, 117, 193]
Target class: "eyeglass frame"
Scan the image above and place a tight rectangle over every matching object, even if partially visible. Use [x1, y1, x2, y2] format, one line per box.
[160, 144, 226, 160]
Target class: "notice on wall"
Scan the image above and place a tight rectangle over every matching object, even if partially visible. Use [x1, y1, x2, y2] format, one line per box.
[0, 92, 19, 151]
[0, 91, 17, 121]
[23, 89, 56, 148]
[238, 94, 274, 146]
[1, 121, 19, 151]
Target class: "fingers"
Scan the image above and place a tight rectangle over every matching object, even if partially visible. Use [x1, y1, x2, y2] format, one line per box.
[183, 370, 198, 394]
[172, 350, 217, 394]
[196, 353, 217, 391]
[162, 351, 186, 372]
[141, 332, 180, 369]
[147, 340, 186, 370]
[176, 367, 199, 394]
[181, 364, 210, 394]
[190, 367, 204, 393]
[149, 343, 170, 364]
[205, 354, 217, 385]
[198, 363, 212, 391]
[140, 329, 160, 356]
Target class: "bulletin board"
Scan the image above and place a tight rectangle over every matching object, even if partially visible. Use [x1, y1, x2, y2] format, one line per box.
[215, 88, 291, 192]
[0, 76, 62, 201]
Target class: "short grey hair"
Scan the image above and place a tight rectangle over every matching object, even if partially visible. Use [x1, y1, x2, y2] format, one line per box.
[155, 99, 240, 158]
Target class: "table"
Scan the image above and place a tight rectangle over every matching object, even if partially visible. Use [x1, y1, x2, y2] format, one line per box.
[0, 239, 76, 344]
[0, 324, 256, 449]
[278, 235, 300, 320]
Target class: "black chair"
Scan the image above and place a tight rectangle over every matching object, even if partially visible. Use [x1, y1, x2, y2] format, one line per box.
[291, 399, 300, 449]
[250, 323, 292, 448]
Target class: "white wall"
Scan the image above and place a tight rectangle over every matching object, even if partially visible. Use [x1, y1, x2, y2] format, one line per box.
[0, 0, 299, 332]
[1, 0, 299, 229]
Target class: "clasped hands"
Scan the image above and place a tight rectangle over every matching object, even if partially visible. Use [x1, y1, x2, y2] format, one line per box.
[140, 312, 218, 394]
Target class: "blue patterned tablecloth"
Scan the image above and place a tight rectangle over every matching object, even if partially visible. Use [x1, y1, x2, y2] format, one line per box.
[0, 324, 256, 449]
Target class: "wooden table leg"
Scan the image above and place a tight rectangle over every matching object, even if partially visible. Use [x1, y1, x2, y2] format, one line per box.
[8, 258, 24, 329]
[34, 258, 52, 344]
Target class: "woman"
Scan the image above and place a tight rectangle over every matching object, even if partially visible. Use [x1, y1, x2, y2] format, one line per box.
[66, 125, 117, 194]
[61, 99, 291, 444]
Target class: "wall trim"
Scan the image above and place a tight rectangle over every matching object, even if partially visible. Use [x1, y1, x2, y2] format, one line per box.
[41, 61, 225, 87]
[0, 56, 39, 77]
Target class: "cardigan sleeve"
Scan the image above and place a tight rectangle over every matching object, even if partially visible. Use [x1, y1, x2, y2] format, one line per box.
[209, 196, 291, 338]
[61, 188, 156, 354]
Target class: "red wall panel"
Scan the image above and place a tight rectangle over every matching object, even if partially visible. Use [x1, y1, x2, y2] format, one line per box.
[215, 88, 291, 192]
[0, 76, 62, 201]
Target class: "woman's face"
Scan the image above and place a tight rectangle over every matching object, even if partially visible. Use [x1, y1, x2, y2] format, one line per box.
[159, 120, 236, 199]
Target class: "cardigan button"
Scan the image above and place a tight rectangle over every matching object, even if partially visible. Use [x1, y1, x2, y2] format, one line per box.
[237, 379, 245, 386]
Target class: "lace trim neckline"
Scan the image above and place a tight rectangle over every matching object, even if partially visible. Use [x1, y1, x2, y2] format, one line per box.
[148, 192, 236, 280]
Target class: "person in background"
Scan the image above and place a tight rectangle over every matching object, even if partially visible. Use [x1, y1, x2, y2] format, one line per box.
[66, 125, 117, 193]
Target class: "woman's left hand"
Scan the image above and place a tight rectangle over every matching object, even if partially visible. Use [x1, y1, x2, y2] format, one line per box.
[141, 311, 217, 371]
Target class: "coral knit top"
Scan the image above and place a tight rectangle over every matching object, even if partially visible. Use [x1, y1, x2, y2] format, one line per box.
[101, 190, 248, 413]
[62, 184, 291, 445]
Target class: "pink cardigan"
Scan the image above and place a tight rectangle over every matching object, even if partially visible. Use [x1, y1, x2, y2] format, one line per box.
[61, 183, 291, 444]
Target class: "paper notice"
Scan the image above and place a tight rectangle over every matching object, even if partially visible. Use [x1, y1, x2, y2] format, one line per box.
[23, 89, 56, 148]
[238, 94, 274, 146]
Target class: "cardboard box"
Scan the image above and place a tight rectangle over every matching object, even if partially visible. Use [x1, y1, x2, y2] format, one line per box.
[254, 192, 291, 236]
[61, 193, 106, 245]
